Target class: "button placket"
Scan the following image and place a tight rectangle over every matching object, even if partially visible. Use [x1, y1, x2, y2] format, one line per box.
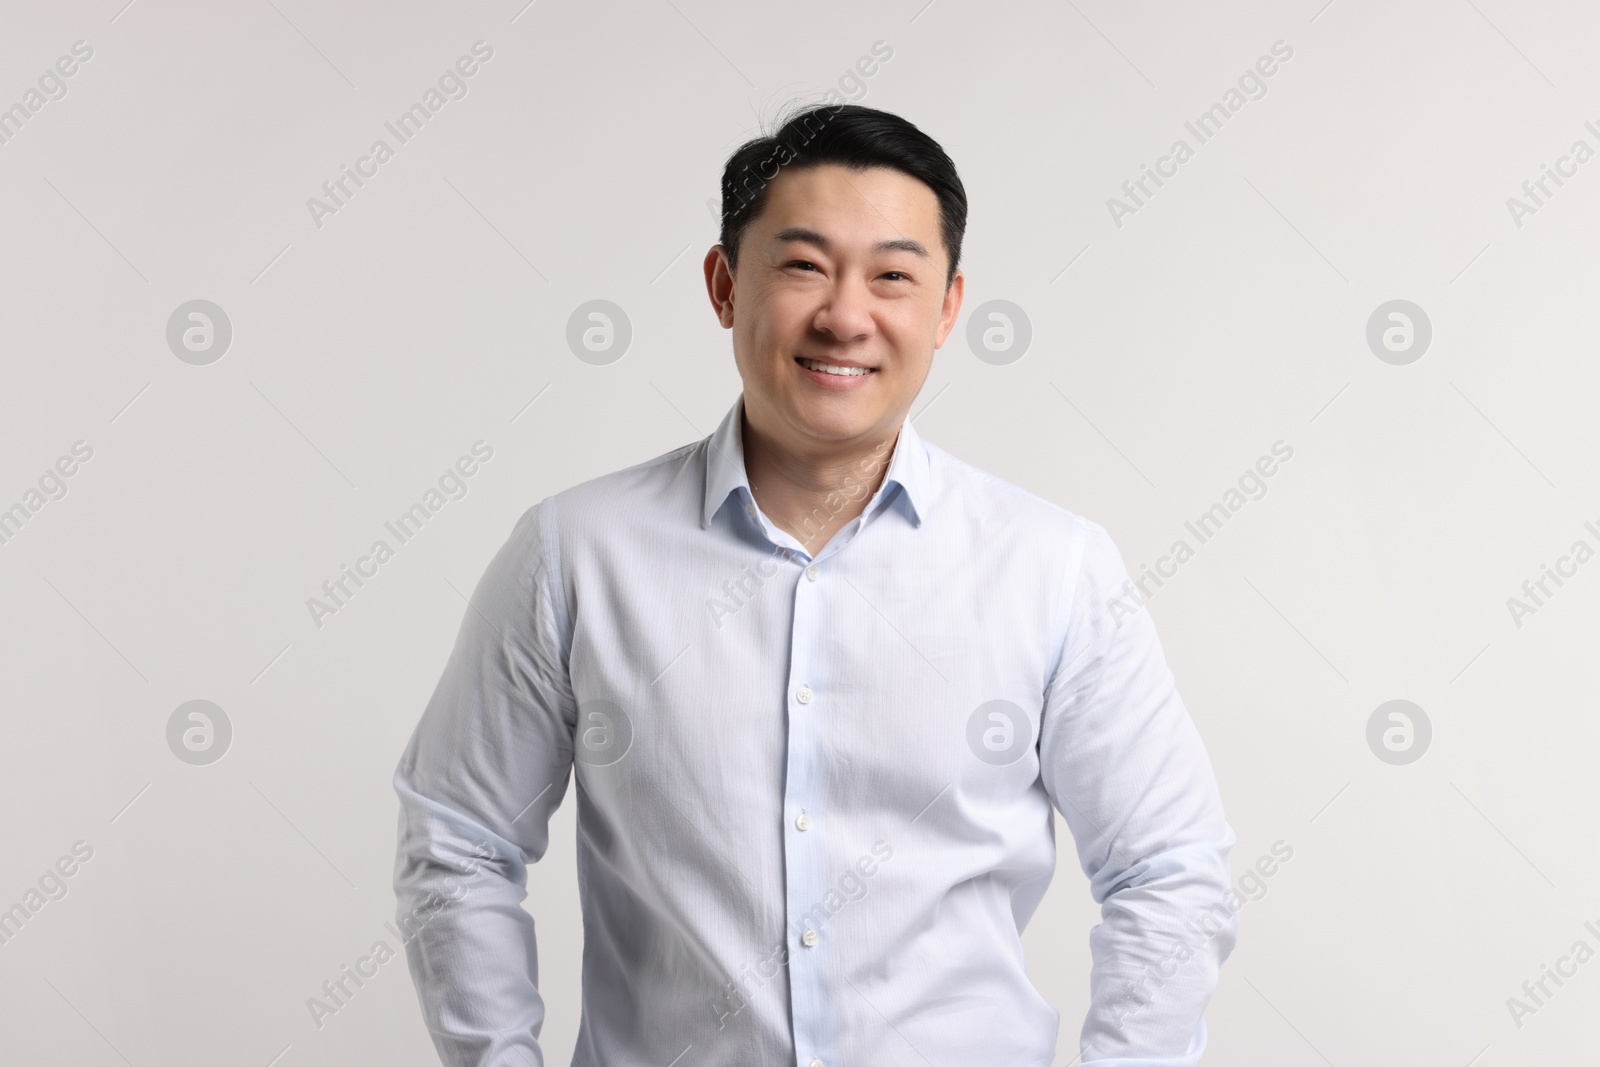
[782, 545, 833, 1065]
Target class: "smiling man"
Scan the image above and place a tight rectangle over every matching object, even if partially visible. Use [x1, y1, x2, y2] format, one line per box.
[393, 104, 1238, 1067]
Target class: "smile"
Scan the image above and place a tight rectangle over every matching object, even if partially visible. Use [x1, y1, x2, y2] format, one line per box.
[796, 357, 875, 377]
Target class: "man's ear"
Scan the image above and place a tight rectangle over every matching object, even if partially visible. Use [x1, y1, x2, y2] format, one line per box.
[934, 268, 965, 349]
[704, 245, 736, 329]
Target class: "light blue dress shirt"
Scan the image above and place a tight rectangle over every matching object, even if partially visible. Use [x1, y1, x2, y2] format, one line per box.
[393, 393, 1238, 1066]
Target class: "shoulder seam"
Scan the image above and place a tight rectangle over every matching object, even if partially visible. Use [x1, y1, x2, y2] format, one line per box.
[542, 439, 706, 511]
[535, 497, 573, 663]
[1043, 512, 1092, 694]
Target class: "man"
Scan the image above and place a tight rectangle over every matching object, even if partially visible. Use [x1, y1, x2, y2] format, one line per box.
[393, 103, 1237, 1066]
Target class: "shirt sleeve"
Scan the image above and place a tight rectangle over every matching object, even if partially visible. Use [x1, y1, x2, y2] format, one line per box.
[1037, 515, 1239, 1066]
[391, 500, 577, 1067]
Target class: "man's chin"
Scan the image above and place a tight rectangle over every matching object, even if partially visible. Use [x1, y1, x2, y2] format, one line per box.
[785, 399, 894, 445]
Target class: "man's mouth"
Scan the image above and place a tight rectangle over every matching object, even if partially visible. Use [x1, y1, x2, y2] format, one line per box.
[796, 357, 875, 377]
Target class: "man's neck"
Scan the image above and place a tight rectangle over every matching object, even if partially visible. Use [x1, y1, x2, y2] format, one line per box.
[740, 408, 900, 556]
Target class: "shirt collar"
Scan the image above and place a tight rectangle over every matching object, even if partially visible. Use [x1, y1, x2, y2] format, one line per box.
[701, 393, 929, 531]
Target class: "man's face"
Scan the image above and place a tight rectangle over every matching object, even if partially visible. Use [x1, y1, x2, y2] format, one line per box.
[705, 164, 964, 449]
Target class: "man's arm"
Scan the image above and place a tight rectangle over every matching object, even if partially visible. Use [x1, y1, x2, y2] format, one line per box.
[1038, 516, 1239, 1066]
[392, 501, 576, 1067]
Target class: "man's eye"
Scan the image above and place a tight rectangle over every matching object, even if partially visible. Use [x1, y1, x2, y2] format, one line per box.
[787, 260, 819, 272]
[882, 271, 909, 282]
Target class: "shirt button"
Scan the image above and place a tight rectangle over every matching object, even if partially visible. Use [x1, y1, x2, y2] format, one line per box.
[805, 564, 819, 581]
[796, 686, 812, 704]
[801, 928, 819, 948]
[795, 812, 811, 831]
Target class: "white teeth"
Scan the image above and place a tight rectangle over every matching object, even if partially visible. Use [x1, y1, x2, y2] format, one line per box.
[799, 358, 872, 377]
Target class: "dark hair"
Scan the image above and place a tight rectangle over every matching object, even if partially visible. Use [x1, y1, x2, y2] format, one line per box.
[718, 104, 967, 286]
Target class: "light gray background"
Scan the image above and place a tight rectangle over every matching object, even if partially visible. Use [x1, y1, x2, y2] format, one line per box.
[2, 1, 1596, 1064]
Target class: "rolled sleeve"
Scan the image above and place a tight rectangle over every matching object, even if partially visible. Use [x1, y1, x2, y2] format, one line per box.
[392, 499, 577, 1067]
[1038, 517, 1238, 1066]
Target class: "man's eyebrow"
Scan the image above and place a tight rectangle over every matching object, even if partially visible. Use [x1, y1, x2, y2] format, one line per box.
[771, 228, 930, 258]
